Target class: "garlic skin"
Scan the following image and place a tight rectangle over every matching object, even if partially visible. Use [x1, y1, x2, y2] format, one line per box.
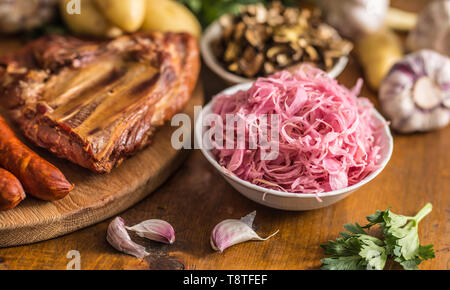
[407, 0, 450, 56]
[320, 0, 390, 39]
[106, 217, 149, 259]
[379, 50, 450, 133]
[126, 219, 175, 244]
[210, 211, 279, 252]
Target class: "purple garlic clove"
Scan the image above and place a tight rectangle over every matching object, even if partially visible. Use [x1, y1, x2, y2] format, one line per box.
[126, 219, 176, 244]
[106, 217, 149, 259]
[210, 211, 279, 253]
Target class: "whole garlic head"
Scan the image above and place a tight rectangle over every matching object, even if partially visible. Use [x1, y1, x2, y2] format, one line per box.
[0, 0, 58, 34]
[379, 50, 450, 133]
[407, 0, 450, 56]
[320, 0, 390, 39]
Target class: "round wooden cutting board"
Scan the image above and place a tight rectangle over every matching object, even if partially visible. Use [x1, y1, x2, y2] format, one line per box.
[0, 83, 203, 247]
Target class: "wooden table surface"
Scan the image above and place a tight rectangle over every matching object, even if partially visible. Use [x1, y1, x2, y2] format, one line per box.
[0, 0, 448, 270]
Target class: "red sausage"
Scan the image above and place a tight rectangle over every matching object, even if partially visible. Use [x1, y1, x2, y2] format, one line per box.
[0, 168, 25, 211]
[0, 115, 73, 201]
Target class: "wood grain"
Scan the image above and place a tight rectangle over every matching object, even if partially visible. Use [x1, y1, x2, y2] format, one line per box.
[0, 0, 448, 270]
[0, 81, 204, 247]
[0, 60, 448, 270]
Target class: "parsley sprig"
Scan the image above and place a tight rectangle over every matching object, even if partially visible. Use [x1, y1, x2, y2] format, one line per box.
[321, 203, 435, 270]
[321, 223, 387, 270]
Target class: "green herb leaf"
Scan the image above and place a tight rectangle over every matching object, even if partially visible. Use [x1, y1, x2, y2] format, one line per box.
[418, 244, 436, 260]
[321, 225, 387, 270]
[397, 257, 422, 270]
[321, 255, 367, 270]
[321, 204, 435, 270]
[177, 0, 296, 27]
[359, 237, 388, 270]
[363, 203, 435, 270]
[363, 208, 388, 228]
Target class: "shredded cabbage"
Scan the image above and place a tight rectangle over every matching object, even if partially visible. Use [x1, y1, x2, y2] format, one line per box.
[211, 67, 382, 194]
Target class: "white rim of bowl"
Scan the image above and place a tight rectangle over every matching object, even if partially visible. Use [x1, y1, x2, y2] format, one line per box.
[200, 20, 349, 83]
[195, 83, 394, 199]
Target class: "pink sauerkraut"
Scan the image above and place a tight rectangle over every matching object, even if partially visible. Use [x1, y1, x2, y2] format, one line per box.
[211, 67, 382, 194]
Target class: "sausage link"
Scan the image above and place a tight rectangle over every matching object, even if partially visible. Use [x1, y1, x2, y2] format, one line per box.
[0, 168, 25, 211]
[0, 115, 73, 201]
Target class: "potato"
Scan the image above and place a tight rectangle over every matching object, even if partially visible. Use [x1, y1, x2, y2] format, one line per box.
[356, 29, 403, 91]
[141, 0, 201, 39]
[60, 0, 122, 38]
[386, 7, 418, 32]
[94, 0, 146, 32]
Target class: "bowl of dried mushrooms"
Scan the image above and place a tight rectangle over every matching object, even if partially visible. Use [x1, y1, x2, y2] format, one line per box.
[201, 2, 353, 84]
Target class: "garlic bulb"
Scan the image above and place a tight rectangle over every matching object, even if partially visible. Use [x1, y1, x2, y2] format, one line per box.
[320, 0, 390, 39]
[407, 0, 450, 56]
[0, 0, 58, 34]
[379, 50, 450, 133]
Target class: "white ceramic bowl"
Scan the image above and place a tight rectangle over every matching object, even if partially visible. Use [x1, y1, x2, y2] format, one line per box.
[195, 83, 394, 211]
[201, 20, 349, 85]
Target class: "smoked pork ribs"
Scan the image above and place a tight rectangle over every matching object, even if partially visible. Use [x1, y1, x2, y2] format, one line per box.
[0, 32, 200, 173]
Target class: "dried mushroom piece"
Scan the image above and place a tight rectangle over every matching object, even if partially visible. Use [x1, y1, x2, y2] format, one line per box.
[264, 62, 276, 75]
[305, 46, 320, 62]
[214, 1, 353, 79]
[245, 24, 268, 49]
[224, 42, 240, 63]
[239, 46, 265, 77]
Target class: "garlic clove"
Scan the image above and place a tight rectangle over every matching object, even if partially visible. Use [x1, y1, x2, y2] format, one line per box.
[443, 97, 450, 109]
[210, 211, 279, 252]
[413, 77, 442, 110]
[126, 219, 175, 244]
[240, 210, 256, 227]
[106, 217, 149, 259]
